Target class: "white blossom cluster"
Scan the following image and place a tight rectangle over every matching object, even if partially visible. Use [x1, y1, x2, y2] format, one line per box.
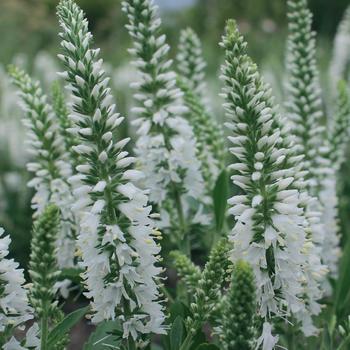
[122, 0, 206, 222]
[9, 67, 76, 269]
[285, 0, 326, 194]
[177, 28, 207, 103]
[220, 20, 325, 348]
[319, 82, 350, 280]
[0, 228, 40, 349]
[286, 0, 345, 284]
[176, 29, 225, 194]
[57, 0, 165, 341]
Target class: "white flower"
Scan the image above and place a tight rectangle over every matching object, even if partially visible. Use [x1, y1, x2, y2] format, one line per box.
[255, 322, 279, 350]
[0, 228, 33, 335]
[122, 0, 208, 229]
[57, 0, 166, 339]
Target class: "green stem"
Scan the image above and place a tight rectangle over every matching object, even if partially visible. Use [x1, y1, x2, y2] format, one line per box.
[40, 312, 49, 350]
[179, 331, 195, 350]
[127, 337, 137, 350]
[338, 334, 350, 350]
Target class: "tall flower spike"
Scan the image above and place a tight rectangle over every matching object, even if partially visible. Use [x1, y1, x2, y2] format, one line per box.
[329, 5, 350, 92]
[177, 28, 207, 102]
[29, 205, 62, 349]
[220, 20, 324, 345]
[177, 78, 225, 193]
[217, 260, 256, 350]
[318, 81, 350, 281]
[57, 0, 165, 342]
[186, 238, 232, 335]
[0, 228, 33, 348]
[285, 0, 327, 195]
[328, 81, 350, 172]
[8, 66, 77, 269]
[122, 0, 207, 235]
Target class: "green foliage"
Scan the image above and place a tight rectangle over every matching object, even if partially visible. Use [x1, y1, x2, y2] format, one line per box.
[84, 320, 122, 350]
[212, 170, 229, 234]
[47, 306, 89, 347]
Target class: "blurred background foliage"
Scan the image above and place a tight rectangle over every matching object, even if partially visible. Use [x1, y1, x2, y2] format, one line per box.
[0, 0, 350, 268]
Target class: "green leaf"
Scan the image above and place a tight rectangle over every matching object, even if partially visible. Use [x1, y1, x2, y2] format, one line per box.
[59, 267, 84, 284]
[212, 170, 229, 232]
[47, 306, 89, 347]
[84, 320, 122, 350]
[169, 301, 191, 323]
[170, 316, 184, 350]
[189, 330, 207, 349]
[195, 344, 220, 350]
[335, 241, 350, 319]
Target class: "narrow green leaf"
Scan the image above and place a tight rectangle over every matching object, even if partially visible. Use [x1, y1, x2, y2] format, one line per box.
[47, 306, 89, 347]
[84, 320, 122, 350]
[169, 301, 191, 323]
[335, 241, 350, 319]
[212, 170, 229, 232]
[170, 316, 184, 350]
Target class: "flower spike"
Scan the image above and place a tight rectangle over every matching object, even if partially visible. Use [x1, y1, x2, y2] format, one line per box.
[57, 0, 165, 342]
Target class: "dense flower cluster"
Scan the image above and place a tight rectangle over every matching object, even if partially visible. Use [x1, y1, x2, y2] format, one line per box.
[220, 19, 325, 346]
[285, 0, 326, 194]
[177, 28, 207, 103]
[9, 67, 76, 269]
[0, 228, 36, 349]
[122, 0, 206, 229]
[57, 0, 165, 342]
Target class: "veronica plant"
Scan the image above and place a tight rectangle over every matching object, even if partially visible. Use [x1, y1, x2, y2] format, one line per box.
[220, 19, 325, 347]
[319, 81, 350, 280]
[176, 28, 225, 193]
[285, 0, 326, 195]
[286, 0, 345, 285]
[29, 205, 63, 350]
[8, 67, 77, 269]
[177, 28, 207, 103]
[122, 0, 208, 254]
[57, 0, 165, 346]
[0, 227, 37, 349]
[217, 260, 256, 350]
[184, 238, 231, 341]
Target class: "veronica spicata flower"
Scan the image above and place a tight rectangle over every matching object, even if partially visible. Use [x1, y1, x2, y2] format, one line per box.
[9, 66, 76, 269]
[319, 82, 350, 280]
[57, 0, 165, 342]
[176, 28, 225, 193]
[122, 0, 207, 237]
[285, 0, 326, 195]
[0, 228, 34, 348]
[177, 28, 207, 102]
[220, 20, 324, 346]
[286, 0, 343, 290]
